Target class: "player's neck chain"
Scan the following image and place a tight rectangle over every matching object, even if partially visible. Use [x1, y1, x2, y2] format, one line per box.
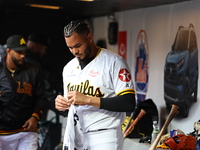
[7, 67, 16, 77]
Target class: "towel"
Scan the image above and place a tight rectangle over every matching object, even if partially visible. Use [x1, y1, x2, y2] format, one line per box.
[63, 105, 88, 150]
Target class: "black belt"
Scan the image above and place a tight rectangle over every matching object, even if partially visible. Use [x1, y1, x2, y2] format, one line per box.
[88, 129, 108, 132]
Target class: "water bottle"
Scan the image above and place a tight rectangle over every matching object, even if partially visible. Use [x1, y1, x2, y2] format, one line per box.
[151, 121, 159, 144]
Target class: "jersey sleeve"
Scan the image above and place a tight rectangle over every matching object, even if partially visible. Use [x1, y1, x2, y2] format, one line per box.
[110, 56, 135, 96]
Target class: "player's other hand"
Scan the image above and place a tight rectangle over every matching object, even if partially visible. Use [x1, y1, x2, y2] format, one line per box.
[22, 117, 38, 131]
[55, 95, 71, 111]
[67, 90, 89, 106]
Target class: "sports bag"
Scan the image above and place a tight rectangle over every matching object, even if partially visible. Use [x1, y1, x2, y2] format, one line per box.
[122, 99, 158, 139]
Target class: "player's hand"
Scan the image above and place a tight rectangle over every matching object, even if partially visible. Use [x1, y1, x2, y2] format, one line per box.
[67, 90, 90, 106]
[55, 95, 71, 111]
[22, 117, 38, 131]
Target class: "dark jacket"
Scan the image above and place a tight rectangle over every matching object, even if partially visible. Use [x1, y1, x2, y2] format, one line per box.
[0, 60, 47, 133]
[0, 55, 18, 111]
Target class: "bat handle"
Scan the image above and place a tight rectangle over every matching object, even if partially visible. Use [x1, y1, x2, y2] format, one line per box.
[124, 109, 146, 138]
[123, 100, 142, 134]
[149, 104, 179, 150]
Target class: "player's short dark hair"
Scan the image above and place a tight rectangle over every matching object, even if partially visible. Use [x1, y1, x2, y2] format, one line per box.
[64, 20, 91, 37]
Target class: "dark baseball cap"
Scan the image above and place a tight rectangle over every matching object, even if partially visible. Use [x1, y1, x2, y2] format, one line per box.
[28, 31, 50, 47]
[6, 35, 30, 51]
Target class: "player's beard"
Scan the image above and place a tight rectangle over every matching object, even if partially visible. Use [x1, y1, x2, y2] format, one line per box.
[11, 56, 25, 67]
[78, 45, 94, 69]
[79, 44, 92, 62]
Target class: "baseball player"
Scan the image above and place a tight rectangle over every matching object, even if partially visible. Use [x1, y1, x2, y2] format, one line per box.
[0, 35, 46, 150]
[55, 20, 136, 150]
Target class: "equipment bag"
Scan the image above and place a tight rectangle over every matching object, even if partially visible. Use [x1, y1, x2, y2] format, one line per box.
[122, 99, 158, 139]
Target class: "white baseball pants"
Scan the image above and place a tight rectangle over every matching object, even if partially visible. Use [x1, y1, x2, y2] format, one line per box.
[0, 132, 38, 150]
[84, 126, 124, 150]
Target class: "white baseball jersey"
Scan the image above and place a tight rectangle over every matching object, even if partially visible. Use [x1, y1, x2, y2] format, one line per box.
[63, 48, 135, 133]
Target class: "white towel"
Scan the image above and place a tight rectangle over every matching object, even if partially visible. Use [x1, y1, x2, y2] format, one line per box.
[63, 105, 88, 150]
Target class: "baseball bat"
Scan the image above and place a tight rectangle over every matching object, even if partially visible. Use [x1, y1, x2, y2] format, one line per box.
[123, 100, 142, 134]
[149, 104, 179, 150]
[122, 112, 134, 135]
[124, 109, 146, 138]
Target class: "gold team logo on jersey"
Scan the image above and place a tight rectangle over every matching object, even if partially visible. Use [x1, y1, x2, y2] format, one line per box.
[67, 80, 105, 97]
